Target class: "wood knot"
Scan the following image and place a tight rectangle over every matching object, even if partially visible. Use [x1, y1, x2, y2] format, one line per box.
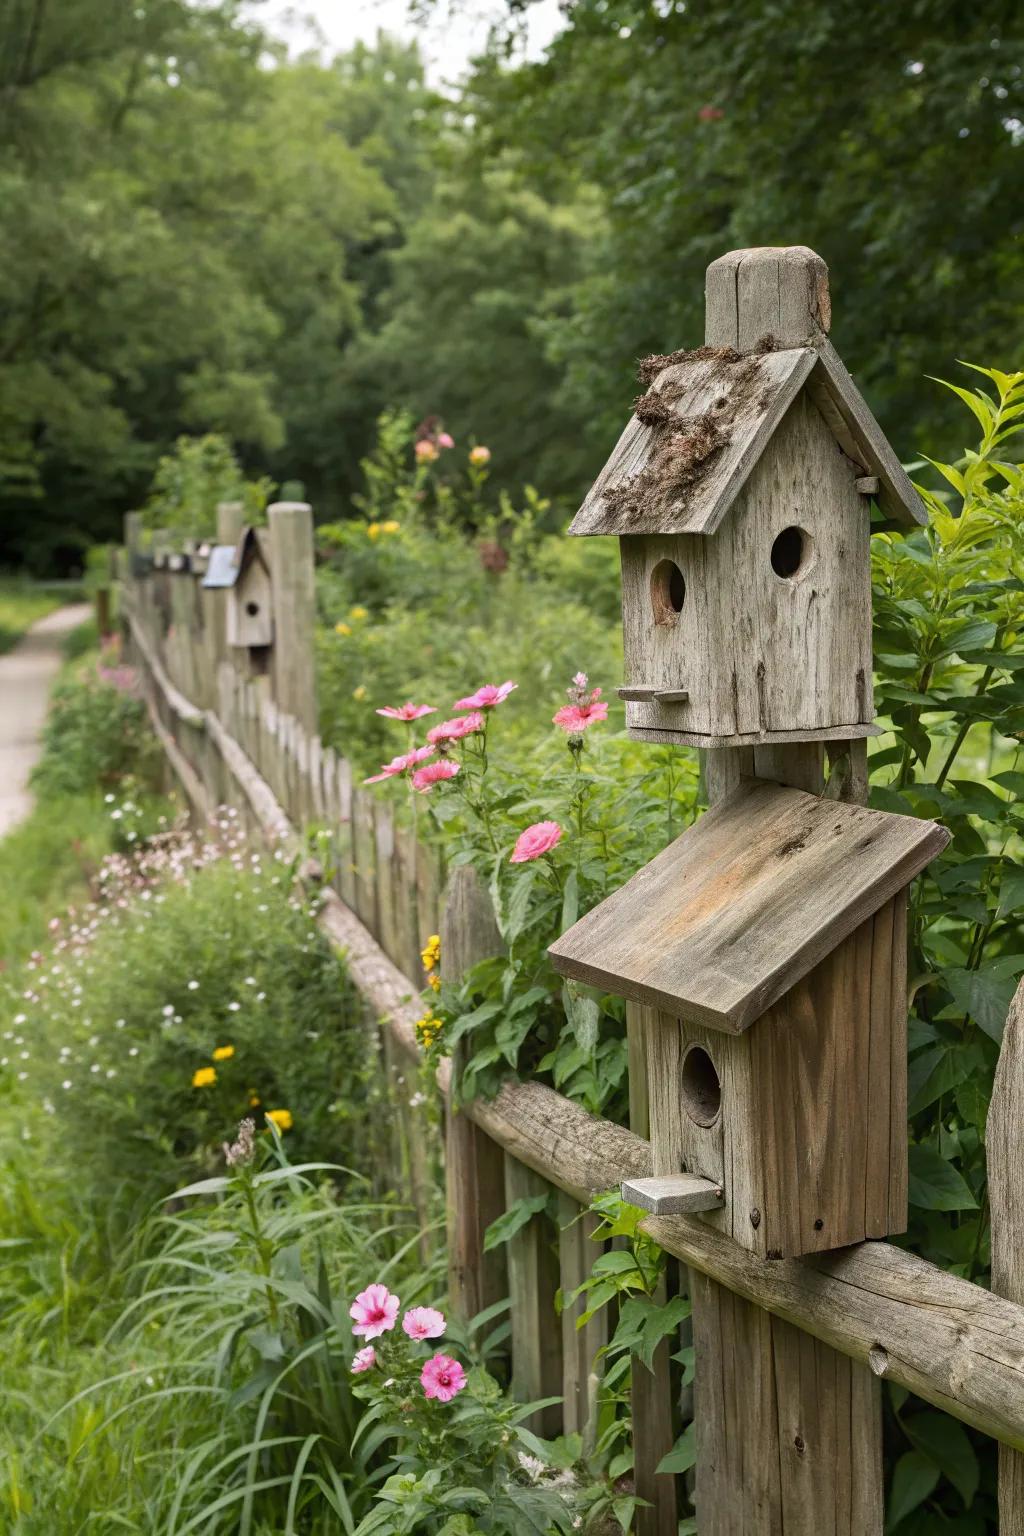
[868, 1344, 889, 1377]
[794, 1436, 806, 1455]
[749, 1208, 761, 1229]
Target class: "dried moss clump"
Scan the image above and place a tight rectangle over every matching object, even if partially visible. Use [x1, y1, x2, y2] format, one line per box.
[605, 411, 727, 525]
[636, 343, 739, 386]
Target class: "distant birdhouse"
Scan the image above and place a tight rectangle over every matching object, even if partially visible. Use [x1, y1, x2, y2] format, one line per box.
[550, 781, 948, 1258]
[570, 323, 927, 747]
[226, 526, 274, 651]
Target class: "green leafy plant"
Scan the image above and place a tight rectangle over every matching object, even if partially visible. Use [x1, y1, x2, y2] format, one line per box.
[139, 435, 272, 541]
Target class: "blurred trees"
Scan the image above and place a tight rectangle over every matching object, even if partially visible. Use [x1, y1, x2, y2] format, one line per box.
[2, 0, 1021, 570]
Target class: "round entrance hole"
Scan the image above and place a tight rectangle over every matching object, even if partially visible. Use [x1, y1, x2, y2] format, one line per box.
[681, 1045, 721, 1127]
[650, 559, 686, 625]
[770, 525, 812, 579]
[246, 600, 260, 617]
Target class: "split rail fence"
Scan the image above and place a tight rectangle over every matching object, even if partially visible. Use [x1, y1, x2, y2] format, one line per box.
[116, 484, 1024, 1535]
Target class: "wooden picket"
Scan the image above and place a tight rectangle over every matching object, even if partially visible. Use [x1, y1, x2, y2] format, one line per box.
[119, 343, 1024, 1533]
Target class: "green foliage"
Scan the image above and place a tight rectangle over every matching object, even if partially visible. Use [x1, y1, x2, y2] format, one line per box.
[0, 794, 122, 970]
[139, 434, 271, 540]
[30, 647, 162, 797]
[0, 580, 59, 652]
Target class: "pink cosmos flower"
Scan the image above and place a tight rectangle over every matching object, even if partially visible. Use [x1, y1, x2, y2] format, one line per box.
[376, 703, 436, 722]
[350, 1284, 400, 1340]
[420, 1353, 467, 1403]
[454, 681, 517, 711]
[427, 712, 484, 746]
[437, 432, 455, 449]
[510, 821, 563, 864]
[403, 1306, 447, 1341]
[553, 693, 609, 733]
[351, 1345, 377, 1373]
[364, 746, 436, 784]
[412, 760, 461, 792]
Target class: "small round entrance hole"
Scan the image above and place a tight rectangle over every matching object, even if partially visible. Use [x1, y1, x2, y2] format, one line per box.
[681, 1045, 721, 1127]
[246, 600, 260, 617]
[770, 525, 811, 579]
[650, 559, 686, 625]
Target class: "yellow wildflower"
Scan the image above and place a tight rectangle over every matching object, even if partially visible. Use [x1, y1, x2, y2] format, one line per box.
[335, 622, 352, 637]
[349, 605, 368, 622]
[381, 520, 400, 534]
[367, 522, 381, 541]
[428, 972, 441, 992]
[421, 934, 441, 973]
[249, 1094, 262, 1107]
[414, 1011, 442, 1051]
[353, 685, 368, 701]
[192, 1066, 217, 1089]
[212, 1044, 235, 1062]
[266, 1108, 293, 1132]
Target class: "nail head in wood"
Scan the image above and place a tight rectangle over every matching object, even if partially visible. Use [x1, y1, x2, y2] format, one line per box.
[621, 1174, 725, 1215]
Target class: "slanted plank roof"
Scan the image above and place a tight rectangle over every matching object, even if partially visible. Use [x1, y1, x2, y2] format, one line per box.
[549, 780, 948, 1032]
[568, 338, 925, 538]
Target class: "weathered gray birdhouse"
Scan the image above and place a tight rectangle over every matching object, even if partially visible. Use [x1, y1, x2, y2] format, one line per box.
[550, 780, 948, 1259]
[226, 526, 274, 651]
[570, 249, 927, 747]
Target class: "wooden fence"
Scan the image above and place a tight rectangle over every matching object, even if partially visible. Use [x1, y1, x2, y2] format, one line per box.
[117, 348, 1024, 1534]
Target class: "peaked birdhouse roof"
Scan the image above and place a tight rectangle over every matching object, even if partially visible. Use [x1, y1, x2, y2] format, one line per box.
[549, 780, 948, 1032]
[569, 336, 925, 538]
[201, 544, 240, 588]
[233, 524, 270, 576]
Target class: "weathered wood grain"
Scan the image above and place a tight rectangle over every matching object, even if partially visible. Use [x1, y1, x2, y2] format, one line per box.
[267, 500, 317, 734]
[441, 866, 508, 1324]
[557, 1191, 606, 1449]
[989, 977, 1024, 1527]
[621, 1174, 724, 1214]
[505, 1155, 562, 1436]
[550, 779, 948, 1031]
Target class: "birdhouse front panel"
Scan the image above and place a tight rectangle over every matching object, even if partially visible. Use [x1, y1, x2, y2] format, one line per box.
[620, 391, 874, 745]
[646, 894, 907, 1260]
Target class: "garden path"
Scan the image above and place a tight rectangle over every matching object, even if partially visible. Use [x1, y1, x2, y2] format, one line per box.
[0, 605, 91, 837]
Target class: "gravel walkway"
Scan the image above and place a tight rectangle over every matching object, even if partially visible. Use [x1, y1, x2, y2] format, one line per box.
[0, 604, 92, 837]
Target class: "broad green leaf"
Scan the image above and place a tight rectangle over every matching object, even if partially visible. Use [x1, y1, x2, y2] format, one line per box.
[483, 1194, 549, 1252]
[886, 1451, 940, 1530]
[903, 1412, 979, 1509]
[907, 1146, 978, 1211]
[943, 966, 1015, 1042]
[656, 1420, 696, 1475]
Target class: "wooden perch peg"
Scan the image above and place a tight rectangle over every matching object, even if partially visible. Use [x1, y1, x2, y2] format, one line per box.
[616, 685, 690, 704]
[622, 1173, 724, 1215]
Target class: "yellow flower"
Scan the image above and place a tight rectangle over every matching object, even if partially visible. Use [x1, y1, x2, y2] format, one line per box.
[381, 520, 400, 534]
[367, 523, 381, 541]
[353, 685, 368, 701]
[349, 605, 368, 622]
[421, 934, 441, 972]
[266, 1108, 293, 1131]
[249, 1094, 262, 1107]
[414, 1010, 443, 1051]
[212, 1044, 235, 1062]
[335, 622, 352, 637]
[192, 1066, 217, 1089]
[428, 972, 441, 993]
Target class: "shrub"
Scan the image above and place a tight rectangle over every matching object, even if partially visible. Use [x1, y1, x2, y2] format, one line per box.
[6, 815, 375, 1210]
[30, 643, 162, 797]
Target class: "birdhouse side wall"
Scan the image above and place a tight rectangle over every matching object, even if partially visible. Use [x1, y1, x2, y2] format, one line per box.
[620, 535, 719, 735]
[624, 391, 873, 741]
[651, 893, 906, 1259]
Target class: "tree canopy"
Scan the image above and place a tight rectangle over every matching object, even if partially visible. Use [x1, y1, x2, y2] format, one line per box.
[1, 0, 1021, 570]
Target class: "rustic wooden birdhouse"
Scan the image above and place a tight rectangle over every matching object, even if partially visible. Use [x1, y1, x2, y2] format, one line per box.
[550, 780, 948, 1258]
[226, 526, 274, 651]
[570, 250, 927, 747]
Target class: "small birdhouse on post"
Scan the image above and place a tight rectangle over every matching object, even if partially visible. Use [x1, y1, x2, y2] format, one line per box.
[226, 526, 274, 657]
[569, 247, 926, 747]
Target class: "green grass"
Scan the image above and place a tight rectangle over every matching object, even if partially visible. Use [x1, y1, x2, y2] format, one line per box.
[0, 794, 121, 968]
[0, 581, 61, 654]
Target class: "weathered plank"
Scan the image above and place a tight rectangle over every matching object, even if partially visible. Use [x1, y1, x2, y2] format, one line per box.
[550, 779, 947, 1031]
[621, 1174, 724, 1215]
[267, 500, 317, 734]
[504, 1154, 562, 1437]
[557, 1191, 606, 1448]
[989, 976, 1024, 1527]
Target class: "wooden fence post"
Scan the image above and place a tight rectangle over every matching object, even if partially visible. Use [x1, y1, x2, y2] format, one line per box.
[267, 500, 317, 735]
[989, 976, 1024, 1531]
[683, 249, 884, 1535]
[440, 865, 507, 1323]
[216, 499, 245, 546]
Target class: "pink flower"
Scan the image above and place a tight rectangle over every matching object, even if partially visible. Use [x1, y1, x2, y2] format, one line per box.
[364, 746, 436, 784]
[453, 681, 517, 711]
[427, 712, 484, 745]
[415, 439, 440, 462]
[420, 1353, 467, 1403]
[351, 1345, 377, 1373]
[469, 446, 491, 466]
[350, 1284, 400, 1340]
[438, 432, 455, 449]
[511, 821, 563, 864]
[573, 672, 588, 688]
[553, 695, 609, 733]
[403, 1306, 446, 1341]
[376, 703, 436, 722]
[698, 103, 724, 122]
[412, 760, 461, 792]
